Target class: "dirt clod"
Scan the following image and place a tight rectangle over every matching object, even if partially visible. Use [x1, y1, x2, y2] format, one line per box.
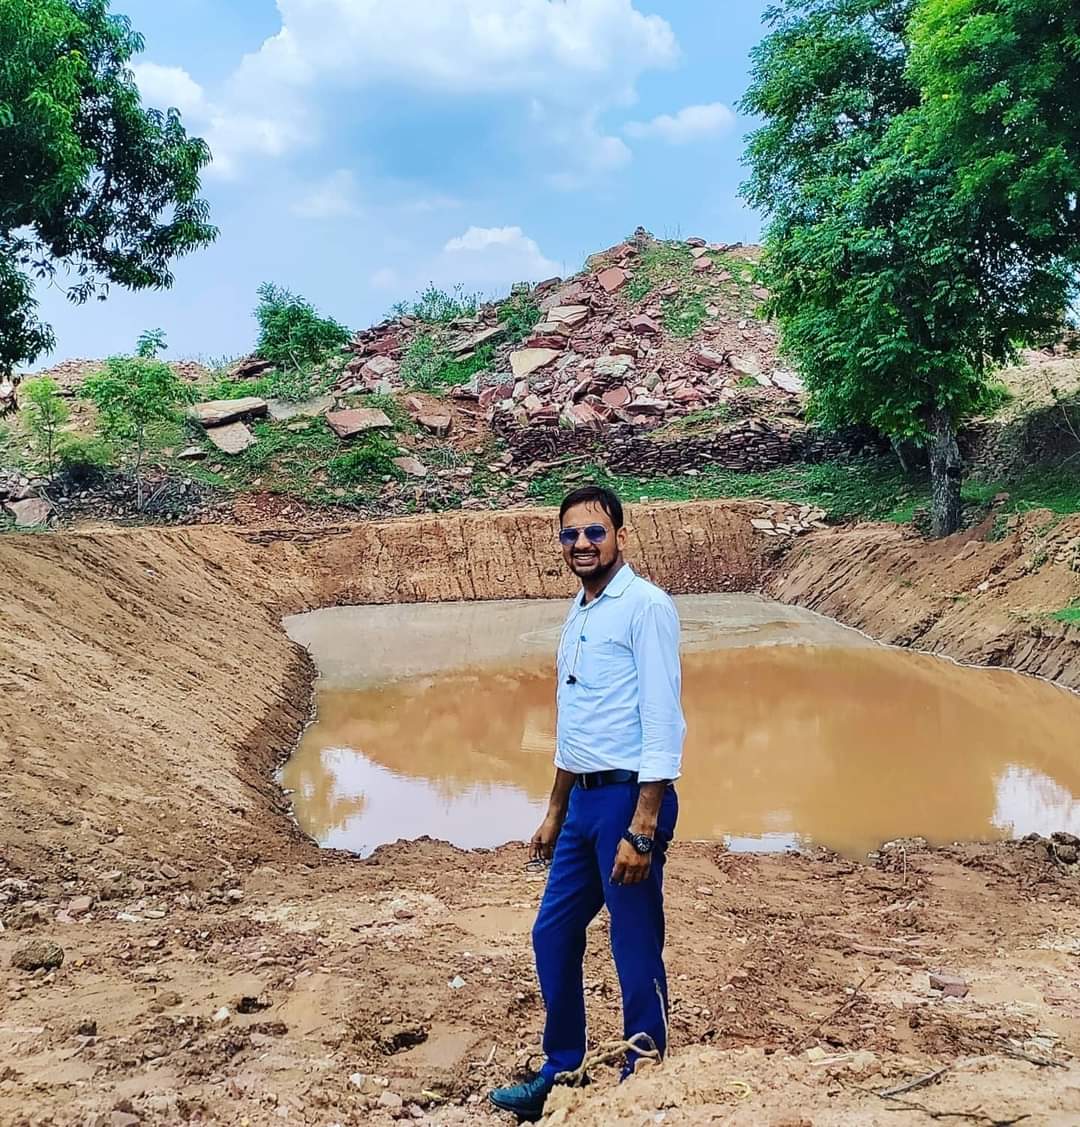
[10, 939, 64, 972]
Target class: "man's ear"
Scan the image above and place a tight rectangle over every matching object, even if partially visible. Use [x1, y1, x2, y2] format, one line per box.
[616, 524, 628, 552]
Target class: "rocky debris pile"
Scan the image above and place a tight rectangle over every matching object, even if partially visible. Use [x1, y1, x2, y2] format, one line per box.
[1, 470, 55, 528]
[750, 505, 830, 538]
[1027, 831, 1080, 869]
[188, 396, 270, 455]
[23, 357, 209, 395]
[320, 232, 803, 438]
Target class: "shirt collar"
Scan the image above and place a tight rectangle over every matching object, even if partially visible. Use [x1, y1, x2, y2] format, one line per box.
[574, 563, 636, 608]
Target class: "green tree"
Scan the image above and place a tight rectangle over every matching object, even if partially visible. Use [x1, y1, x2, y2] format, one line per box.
[0, 0, 216, 374]
[82, 331, 186, 510]
[19, 375, 69, 476]
[254, 283, 351, 373]
[742, 0, 1006, 535]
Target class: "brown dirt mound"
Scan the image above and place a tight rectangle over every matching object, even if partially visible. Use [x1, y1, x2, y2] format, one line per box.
[1, 503, 1079, 1125]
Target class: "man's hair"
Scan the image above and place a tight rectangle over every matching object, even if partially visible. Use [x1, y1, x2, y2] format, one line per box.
[559, 485, 624, 530]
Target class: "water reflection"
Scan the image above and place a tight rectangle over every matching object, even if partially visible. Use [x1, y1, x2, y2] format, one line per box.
[282, 639, 1080, 858]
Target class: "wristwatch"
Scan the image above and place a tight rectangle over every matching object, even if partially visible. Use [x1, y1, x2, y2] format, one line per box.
[623, 830, 654, 856]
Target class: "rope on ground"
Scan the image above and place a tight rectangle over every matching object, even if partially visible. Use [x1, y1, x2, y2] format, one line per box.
[555, 1033, 660, 1087]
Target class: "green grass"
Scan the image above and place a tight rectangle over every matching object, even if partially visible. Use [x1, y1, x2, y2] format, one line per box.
[528, 458, 932, 522]
[966, 464, 1080, 516]
[389, 283, 480, 324]
[176, 418, 400, 505]
[497, 293, 542, 343]
[400, 334, 493, 392]
[1051, 602, 1080, 625]
[650, 404, 733, 441]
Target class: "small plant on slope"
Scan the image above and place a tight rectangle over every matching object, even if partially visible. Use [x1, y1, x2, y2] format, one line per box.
[19, 376, 69, 477]
[255, 284, 351, 372]
[83, 331, 189, 511]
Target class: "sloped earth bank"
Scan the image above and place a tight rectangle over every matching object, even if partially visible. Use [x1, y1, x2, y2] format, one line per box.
[1, 503, 1079, 1127]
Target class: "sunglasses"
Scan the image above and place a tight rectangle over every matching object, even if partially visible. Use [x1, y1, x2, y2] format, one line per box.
[559, 524, 609, 547]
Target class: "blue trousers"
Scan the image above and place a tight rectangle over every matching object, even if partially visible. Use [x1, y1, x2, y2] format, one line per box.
[533, 781, 678, 1081]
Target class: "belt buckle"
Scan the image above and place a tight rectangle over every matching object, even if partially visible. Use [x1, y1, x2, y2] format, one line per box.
[579, 773, 593, 790]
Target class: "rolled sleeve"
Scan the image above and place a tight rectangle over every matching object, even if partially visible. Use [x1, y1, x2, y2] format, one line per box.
[630, 598, 686, 782]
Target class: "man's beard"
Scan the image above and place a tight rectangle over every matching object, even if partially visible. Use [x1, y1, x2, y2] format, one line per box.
[571, 551, 618, 583]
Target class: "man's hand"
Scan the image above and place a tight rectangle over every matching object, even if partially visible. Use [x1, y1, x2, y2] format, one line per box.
[610, 838, 651, 885]
[530, 811, 564, 861]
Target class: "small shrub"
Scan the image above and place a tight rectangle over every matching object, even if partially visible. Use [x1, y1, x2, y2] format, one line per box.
[255, 283, 350, 371]
[1052, 602, 1080, 626]
[19, 376, 69, 475]
[264, 364, 323, 404]
[83, 333, 189, 510]
[392, 283, 480, 324]
[327, 433, 402, 486]
[57, 434, 113, 486]
[498, 293, 541, 343]
[400, 334, 493, 391]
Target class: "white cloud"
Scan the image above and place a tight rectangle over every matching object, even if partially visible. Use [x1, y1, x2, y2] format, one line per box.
[624, 102, 736, 144]
[135, 1, 678, 180]
[292, 169, 361, 218]
[441, 226, 559, 283]
[132, 62, 208, 117]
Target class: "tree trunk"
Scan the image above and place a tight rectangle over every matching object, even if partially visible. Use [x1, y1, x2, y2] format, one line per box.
[928, 407, 962, 538]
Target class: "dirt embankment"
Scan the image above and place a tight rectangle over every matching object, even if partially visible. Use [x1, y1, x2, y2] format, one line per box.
[1, 504, 1079, 1126]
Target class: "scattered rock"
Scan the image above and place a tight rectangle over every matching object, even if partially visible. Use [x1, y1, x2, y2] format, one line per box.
[693, 258, 713, 273]
[325, 408, 394, 439]
[11, 940, 64, 972]
[692, 346, 727, 371]
[4, 497, 53, 529]
[602, 386, 632, 409]
[377, 1091, 404, 1112]
[510, 349, 561, 380]
[266, 394, 335, 422]
[417, 414, 452, 438]
[392, 457, 428, 478]
[629, 314, 661, 336]
[176, 446, 207, 461]
[449, 975, 466, 990]
[229, 357, 275, 381]
[207, 422, 256, 455]
[730, 354, 762, 379]
[770, 369, 805, 394]
[189, 398, 269, 428]
[546, 305, 590, 329]
[596, 267, 629, 294]
[67, 896, 94, 918]
[929, 971, 969, 998]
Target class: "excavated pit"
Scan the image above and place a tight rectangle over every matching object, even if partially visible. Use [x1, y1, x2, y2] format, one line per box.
[1, 501, 1079, 1125]
[283, 596, 1080, 860]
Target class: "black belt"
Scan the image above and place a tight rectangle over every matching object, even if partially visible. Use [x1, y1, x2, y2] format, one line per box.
[576, 769, 638, 790]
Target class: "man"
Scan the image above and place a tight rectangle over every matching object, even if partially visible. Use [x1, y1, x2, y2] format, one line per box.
[490, 485, 686, 1121]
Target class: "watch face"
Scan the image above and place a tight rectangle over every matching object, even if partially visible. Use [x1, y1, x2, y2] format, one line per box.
[633, 834, 653, 855]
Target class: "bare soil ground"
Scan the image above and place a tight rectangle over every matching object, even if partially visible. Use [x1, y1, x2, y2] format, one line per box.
[2, 502, 1079, 1126]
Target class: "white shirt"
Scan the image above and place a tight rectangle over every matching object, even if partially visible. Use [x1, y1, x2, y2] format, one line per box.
[555, 564, 685, 783]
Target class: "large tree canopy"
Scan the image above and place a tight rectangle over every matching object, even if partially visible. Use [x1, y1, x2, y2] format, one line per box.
[741, 0, 1080, 537]
[0, 0, 216, 372]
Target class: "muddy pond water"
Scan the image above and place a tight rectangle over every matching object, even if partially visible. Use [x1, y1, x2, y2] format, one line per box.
[281, 596, 1080, 859]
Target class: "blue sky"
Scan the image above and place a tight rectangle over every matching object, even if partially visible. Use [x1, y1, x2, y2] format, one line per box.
[33, 0, 772, 365]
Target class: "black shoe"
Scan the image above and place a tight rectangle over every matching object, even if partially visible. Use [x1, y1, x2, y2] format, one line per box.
[488, 1072, 554, 1122]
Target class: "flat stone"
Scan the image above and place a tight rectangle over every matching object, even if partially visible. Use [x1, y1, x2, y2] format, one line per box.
[751, 518, 776, 531]
[207, 422, 256, 455]
[624, 397, 668, 416]
[189, 398, 268, 428]
[67, 896, 94, 917]
[693, 258, 713, 274]
[417, 414, 452, 437]
[691, 246, 710, 259]
[325, 408, 393, 439]
[546, 305, 590, 329]
[730, 354, 762, 378]
[451, 324, 506, 356]
[392, 456, 428, 479]
[770, 369, 805, 394]
[176, 446, 207, 461]
[596, 267, 628, 293]
[693, 346, 728, 371]
[594, 355, 635, 381]
[4, 498, 53, 528]
[229, 357, 274, 381]
[360, 355, 399, 380]
[266, 394, 335, 422]
[525, 331, 568, 351]
[630, 314, 661, 336]
[685, 236, 707, 248]
[602, 386, 632, 409]
[510, 349, 561, 380]
[929, 971, 969, 998]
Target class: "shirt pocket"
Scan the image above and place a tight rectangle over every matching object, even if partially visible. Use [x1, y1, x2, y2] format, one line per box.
[576, 637, 632, 690]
